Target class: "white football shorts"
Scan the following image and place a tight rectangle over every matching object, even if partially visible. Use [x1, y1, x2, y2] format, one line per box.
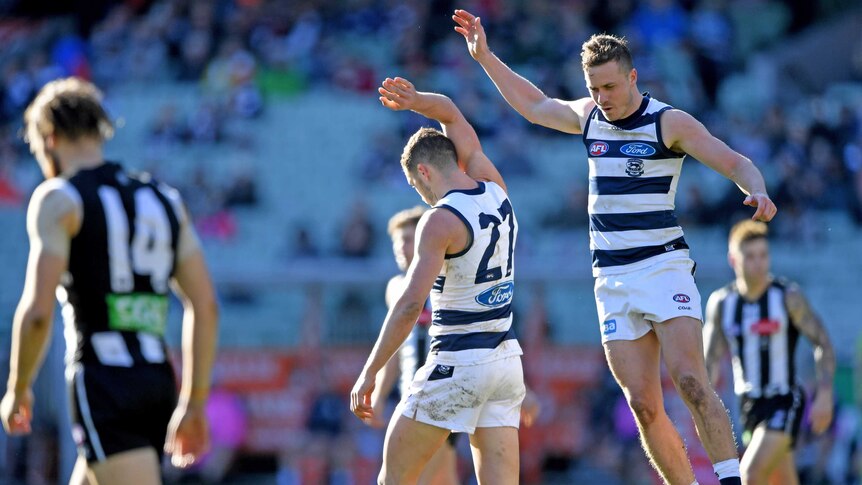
[594, 257, 703, 343]
[397, 354, 525, 434]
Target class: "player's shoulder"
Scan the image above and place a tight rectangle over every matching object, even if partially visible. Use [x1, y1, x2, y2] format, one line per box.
[29, 177, 82, 214]
[708, 281, 736, 301]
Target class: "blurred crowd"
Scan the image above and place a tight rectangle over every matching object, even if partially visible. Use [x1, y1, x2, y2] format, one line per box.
[0, 0, 860, 484]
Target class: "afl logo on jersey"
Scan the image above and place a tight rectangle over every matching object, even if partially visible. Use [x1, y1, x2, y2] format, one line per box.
[620, 142, 656, 157]
[475, 282, 514, 307]
[589, 141, 609, 156]
[625, 159, 644, 177]
[673, 293, 691, 303]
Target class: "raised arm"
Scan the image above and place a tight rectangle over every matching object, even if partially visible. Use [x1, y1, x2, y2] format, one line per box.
[379, 77, 507, 192]
[703, 290, 729, 386]
[1, 180, 80, 435]
[785, 284, 835, 434]
[165, 200, 219, 467]
[661, 109, 777, 222]
[452, 9, 589, 134]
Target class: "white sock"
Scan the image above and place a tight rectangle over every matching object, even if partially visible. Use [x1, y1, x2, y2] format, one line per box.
[713, 458, 741, 479]
[690, 482, 699, 485]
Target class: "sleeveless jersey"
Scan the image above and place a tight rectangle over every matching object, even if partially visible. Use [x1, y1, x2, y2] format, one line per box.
[429, 181, 522, 366]
[56, 162, 182, 367]
[582, 94, 689, 276]
[712, 278, 800, 398]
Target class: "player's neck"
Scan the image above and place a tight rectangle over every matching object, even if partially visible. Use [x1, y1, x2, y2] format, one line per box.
[736, 275, 770, 300]
[55, 139, 104, 175]
[618, 87, 643, 119]
[439, 172, 480, 194]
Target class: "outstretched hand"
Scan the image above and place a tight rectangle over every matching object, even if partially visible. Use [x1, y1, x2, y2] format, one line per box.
[742, 193, 777, 222]
[379, 77, 418, 112]
[453, 9, 489, 61]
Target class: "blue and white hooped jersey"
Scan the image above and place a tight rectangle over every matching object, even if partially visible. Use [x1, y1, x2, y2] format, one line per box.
[582, 94, 689, 276]
[429, 181, 522, 366]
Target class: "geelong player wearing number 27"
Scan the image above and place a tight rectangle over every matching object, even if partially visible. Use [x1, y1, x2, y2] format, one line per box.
[351, 76, 524, 485]
[0, 78, 219, 485]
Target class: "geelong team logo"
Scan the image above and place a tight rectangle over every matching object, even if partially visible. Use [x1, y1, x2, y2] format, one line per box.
[475, 282, 514, 307]
[625, 158, 644, 177]
[620, 142, 656, 157]
[589, 141, 609, 156]
[673, 293, 691, 303]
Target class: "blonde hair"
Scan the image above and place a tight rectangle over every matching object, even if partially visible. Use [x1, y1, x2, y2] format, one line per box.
[728, 219, 768, 252]
[387, 205, 426, 237]
[581, 33, 633, 71]
[24, 77, 114, 148]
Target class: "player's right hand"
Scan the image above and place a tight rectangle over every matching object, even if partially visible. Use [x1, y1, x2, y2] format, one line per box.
[165, 401, 210, 468]
[379, 77, 418, 112]
[453, 9, 490, 61]
[350, 372, 376, 422]
[0, 388, 33, 435]
[743, 192, 777, 222]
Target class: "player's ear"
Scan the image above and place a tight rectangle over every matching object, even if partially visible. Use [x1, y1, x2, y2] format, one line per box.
[629, 68, 637, 85]
[727, 252, 735, 269]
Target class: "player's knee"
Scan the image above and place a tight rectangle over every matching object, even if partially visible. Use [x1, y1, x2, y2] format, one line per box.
[627, 395, 659, 427]
[676, 373, 709, 409]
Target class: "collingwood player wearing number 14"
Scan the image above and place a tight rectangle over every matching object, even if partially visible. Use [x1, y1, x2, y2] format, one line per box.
[351, 77, 524, 485]
[704, 220, 835, 485]
[0, 78, 218, 485]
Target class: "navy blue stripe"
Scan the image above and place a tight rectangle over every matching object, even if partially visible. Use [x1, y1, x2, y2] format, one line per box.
[581, 105, 599, 150]
[435, 204, 473, 259]
[592, 236, 688, 267]
[442, 181, 484, 197]
[598, 94, 651, 128]
[433, 303, 512, 326]
[590, 210, 679, 232]
[653, 107, 681, 158]
[583, 139, 680, 160]
[430, 327, 516, 352]
[432, 276, 445, 292]
[589, 176, 673, 195]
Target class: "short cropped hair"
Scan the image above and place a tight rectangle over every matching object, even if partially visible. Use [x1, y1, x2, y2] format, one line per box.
[24, 77, 114, 146]
[581, 34, 633, 72]
[400, 127, 458, 174]
[387, 205, 426, 237]
[728, 219, 769, 252]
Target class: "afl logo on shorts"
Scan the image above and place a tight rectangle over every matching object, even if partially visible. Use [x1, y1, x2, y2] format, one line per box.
[589, 141, 609, 156]
[673, 294, 691, 303]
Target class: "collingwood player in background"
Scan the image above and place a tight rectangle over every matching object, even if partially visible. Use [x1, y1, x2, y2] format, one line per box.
[704, 220, 835, 485]
[0, 77, 218, 485]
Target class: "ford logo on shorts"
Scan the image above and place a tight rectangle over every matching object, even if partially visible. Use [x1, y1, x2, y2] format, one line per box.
[589, 141, 609, 156]
[620, 142, 656, 157]
[673, 293, 691, 303]
[475, 282, 514, 307]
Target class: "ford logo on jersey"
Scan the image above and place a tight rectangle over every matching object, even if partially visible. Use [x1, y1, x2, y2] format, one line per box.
[620, 142, 656, 157]
[475, 282, 514, 307]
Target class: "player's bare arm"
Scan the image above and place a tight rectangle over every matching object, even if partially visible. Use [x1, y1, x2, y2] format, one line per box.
[661, 109, 777, 222]
[366, 275, 408, 428]
[703, 290, 729, 386]
[452, 9, 589, 134]
[165, 201, 219, 467]
[350, 209, 462, 420]
[1, 182, 80, 435]
[379, 77, 507, 191]
[786, 284, 835, 434]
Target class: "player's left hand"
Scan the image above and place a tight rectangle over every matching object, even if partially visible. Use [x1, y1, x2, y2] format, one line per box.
[165, 401, 210, 468]
[743, 192, 777, 222]
[519, 388, 541, 428]
[809, 388, 833, 435]
[379, 77, 418, 112]
[350, 371, 376, 422]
